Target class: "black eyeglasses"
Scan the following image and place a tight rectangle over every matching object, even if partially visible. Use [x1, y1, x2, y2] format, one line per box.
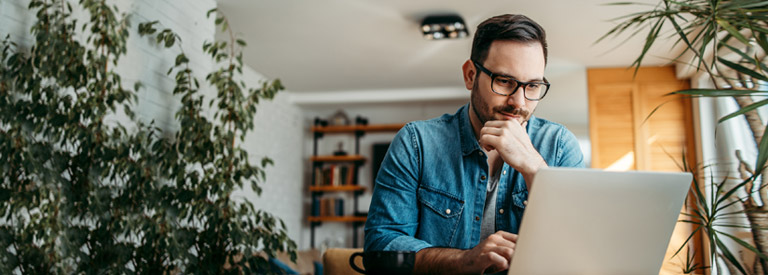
[472, 61, 550, 101]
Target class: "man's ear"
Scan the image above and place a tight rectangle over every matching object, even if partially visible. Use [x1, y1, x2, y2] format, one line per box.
[461, 59, 475, 90]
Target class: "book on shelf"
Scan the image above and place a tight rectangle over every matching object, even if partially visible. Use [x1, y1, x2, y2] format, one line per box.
[319, 198, 329, 217]
[314, 167, 323, 187]
[317, 197, 345, 217]
[312, 198, 320, 216]
[313, 164, 356, 186]
[333, 165, 341, 186]
[335, 199, 344, 216]
[346, 165, 355, 185]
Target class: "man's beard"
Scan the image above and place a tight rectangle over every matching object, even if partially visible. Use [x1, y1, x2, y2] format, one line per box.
[471, 82, 531, 125]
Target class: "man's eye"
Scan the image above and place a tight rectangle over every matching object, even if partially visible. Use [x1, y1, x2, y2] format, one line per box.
[496, 78, 511, 85]
[527, 83, 540, 89]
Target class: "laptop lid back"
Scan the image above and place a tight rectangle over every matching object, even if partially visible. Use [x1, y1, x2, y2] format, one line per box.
[507, 168, 692, 275]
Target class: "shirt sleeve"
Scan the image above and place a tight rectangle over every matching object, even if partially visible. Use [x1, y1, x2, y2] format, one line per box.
[556, 127, 585, 168]
[364, 123, 433, 252]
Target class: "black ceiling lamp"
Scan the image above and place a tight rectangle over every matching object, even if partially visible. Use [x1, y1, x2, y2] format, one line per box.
[421, 14, 469, 40]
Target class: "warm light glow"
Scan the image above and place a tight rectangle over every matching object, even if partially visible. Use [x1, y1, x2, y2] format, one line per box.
[605, 152, 634, 171]
[646, 134, 658, 145]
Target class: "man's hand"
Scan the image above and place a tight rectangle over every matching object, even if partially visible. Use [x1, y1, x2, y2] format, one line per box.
[478, 120, 547, 189]
[460, 231, 518, 274]
[413, 231, 518, 274]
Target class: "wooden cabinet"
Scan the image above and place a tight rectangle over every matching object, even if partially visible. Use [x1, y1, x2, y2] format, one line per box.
[308, 118, 403, 248]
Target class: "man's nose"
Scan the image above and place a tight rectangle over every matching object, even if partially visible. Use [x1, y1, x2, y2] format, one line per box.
[507, 87, 527, 107]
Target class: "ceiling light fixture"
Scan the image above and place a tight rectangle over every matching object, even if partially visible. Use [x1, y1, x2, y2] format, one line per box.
[421, 14, 469, 40]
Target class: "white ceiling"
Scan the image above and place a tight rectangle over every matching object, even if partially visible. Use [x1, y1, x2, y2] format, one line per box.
[218, 0, 680, 94]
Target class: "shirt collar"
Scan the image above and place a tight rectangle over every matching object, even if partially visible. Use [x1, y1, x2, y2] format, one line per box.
[459, 104, 481, 156]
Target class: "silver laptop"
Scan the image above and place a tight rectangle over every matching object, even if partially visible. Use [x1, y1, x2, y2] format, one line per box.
[507, 168, 692, 275]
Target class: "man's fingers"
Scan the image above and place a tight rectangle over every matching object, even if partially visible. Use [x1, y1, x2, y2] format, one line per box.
[495, 231, 519, 242]
[483, 120, 511, 127]
[491, 245, 515, 261]
[484, 120, 529, 141]
[484, 120, 524, 128]
[484, 250, 512, 273]
[478, 135, 501, 152]
[485, 233, 517, 254]
[480, 126, 503, 136]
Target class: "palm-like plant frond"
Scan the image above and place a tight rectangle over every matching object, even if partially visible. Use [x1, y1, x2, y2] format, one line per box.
[601, 1, 768, 273]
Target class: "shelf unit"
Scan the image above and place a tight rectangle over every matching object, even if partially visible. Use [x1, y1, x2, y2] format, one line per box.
[308, 216, 368, 223]
[309, 185, 366, 192]
[310, 155, 366, 163]
[309, 117, 404, 248]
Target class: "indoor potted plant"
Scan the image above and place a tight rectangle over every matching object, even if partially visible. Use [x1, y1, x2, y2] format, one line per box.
[600, 0, 768, 273]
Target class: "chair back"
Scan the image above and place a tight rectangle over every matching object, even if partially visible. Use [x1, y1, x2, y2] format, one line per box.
[322, 248, 364, 275]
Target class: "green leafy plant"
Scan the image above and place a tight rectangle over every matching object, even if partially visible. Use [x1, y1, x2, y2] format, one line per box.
[599, 0, 768, 273]
[0, 0, 294, 273]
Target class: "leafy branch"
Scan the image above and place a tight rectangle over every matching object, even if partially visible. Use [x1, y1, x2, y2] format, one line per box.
[1, 1, 294, 274]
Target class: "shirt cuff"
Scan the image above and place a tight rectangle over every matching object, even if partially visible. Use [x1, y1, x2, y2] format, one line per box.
[382, 235, 434, 252]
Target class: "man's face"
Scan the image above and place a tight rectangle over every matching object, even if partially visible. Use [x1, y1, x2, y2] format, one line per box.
[465, 40, 546, 125]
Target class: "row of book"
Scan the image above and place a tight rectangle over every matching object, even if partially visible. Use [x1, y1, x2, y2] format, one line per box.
[313, 164, 356, 186]
[312, 198, 345, 217]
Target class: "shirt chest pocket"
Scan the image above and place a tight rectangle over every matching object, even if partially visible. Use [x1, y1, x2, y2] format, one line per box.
[417, 187, 464, 247]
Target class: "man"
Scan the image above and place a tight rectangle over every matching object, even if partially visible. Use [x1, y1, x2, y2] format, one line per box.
[364, 14, 584, 274]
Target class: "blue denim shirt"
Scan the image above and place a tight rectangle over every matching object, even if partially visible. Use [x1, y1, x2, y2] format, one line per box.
[364, 104, 584, 252]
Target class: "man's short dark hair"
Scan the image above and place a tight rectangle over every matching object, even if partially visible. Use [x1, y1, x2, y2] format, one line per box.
[470, 14, 548, 65]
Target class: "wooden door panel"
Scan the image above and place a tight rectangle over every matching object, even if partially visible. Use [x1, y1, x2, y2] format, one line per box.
[589, 83, 636, 170]
[639, 83, 690, 172]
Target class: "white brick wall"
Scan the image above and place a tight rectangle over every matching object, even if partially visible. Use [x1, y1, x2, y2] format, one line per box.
[2, 0, 306, 249]
[233, 66, 304, 248]
[1, 0, 35, 47]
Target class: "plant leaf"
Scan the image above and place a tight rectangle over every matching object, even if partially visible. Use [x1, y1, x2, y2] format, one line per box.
[755, 119, 768, 177]
[717, 57, 768, 82]
[718, 230, 768, 262]
[670, 88, 763, 97]
[714, 235, 749, 274]
[718, 98, 768, 123]
[717, 19, 750, 44]
[671, 225, 702, 259]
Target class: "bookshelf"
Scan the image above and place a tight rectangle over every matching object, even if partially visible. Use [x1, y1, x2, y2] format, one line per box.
[309, 185, 366, 192]
[310, 155, 365, 163]
[309, 117, 404, 248]
[307, 216, 368, 223]
[311, 123, 404, 133]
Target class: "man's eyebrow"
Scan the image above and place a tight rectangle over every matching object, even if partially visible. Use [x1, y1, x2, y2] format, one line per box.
[497, 72, 545, 82]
